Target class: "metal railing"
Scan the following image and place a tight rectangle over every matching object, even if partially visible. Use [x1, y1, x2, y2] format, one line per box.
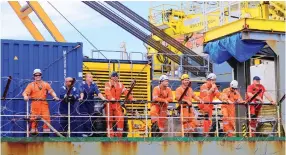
[1, 98, 283, 138]
[149, 53, 210, 79]
[91, 50, 146, 61]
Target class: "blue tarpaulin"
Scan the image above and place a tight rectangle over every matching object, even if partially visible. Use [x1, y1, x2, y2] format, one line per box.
[204, 33, 266, 64]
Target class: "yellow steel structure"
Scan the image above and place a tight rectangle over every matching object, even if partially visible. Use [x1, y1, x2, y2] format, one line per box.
[148, 1, 286, 69]
[83, 61, 152, 137]
[204, 18, 286, 42]
[8, 1, 45, 41]
[9, 1, 66, 42]
[83, 62, 151, 116]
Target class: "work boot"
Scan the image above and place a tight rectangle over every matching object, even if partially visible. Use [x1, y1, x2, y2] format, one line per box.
[184, 133, 190, 137]
[42, 133, 50, 137]
[151, 122, 160, 137]
[30, 132, 38, 137]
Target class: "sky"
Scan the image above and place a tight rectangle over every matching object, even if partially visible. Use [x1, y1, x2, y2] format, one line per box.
[0, 1, 232, 81]
[1, 1, 182, 59]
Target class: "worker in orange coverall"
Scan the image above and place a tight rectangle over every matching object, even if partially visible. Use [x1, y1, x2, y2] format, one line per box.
[151, 75, 173, 137]
[247, 76, 276, 137]
[23, 69, 60, 137]
[175, 74, 204, 137]
[199, 73, 224, 136]
[221, 80, 245, 137]
[104, 71, 133, 137]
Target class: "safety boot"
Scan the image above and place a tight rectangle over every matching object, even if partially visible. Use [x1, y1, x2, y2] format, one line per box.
[151, 122, 160, 137]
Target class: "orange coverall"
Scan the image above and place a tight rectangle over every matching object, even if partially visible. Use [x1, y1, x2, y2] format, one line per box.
[221, 87, 243, 137]
[151, 86, 173, 132]
[199, 83, 221, 134]
[23, 81, 55, 133]
[175, 86, 198, 133]
[246, 84, 266, 137]
[104, 81, 132, 137]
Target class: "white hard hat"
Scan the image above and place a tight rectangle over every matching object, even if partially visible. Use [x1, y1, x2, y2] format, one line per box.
[207, 73, 216, 80]
[159, 75, 169, 82]
[33, 69, 42, 75]
[230, 80, 238, 88]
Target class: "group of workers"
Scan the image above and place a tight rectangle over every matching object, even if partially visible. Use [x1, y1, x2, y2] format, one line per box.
[22, 68, 276, 137]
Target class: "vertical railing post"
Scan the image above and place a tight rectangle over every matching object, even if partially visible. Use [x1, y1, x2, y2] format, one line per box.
[277, 105, 281, 137]
[145, 101, 148, 137]
[68, 101, 71, 137]
[247, 104, 252, 137]
[26, 101, 29, 137]
[215, 104, 219, 137]
[107, 103, 111, 137]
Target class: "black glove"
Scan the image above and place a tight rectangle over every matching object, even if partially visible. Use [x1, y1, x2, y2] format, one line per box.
[64, 95, 76, 103]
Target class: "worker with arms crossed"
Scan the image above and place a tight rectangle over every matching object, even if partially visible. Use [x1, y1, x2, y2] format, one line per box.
[78, 73, 106, 137]
[199, 73, 224, 136]
[23, 69, 60, 137]
[59, 77, 79, 137]
[104, 71, 133, 137]
[247, 76, 276, 137]
[175, 74, 204, 137]
[221, 80, 245, 137]
[151, 75, 173, 137]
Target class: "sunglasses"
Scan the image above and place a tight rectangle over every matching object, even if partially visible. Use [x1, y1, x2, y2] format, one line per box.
[34, 74, 42, 77]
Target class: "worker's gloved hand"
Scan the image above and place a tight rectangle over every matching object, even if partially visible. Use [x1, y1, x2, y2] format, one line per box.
[78, 98, 83, 103]
[64, 95, 76, 103]
[121, 105, 127, 115]
[240, 101, 246, 104]
[270, 100, 276, 105]
[53, 96, 60, 101]
[24, 96, 29, 101]
[101, 97, 107, 104]
[187, 101, 192, 106]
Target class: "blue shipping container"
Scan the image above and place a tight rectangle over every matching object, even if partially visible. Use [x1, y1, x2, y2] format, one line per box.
[1, 39, 83, 137]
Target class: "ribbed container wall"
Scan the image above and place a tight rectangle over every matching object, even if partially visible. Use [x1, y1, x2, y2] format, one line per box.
[1, 39, 83, 137]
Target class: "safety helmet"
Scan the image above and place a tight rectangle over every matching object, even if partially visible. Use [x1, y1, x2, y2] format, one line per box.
[33, 69, 42, 75]
[110, 71, 118, 77]
[181, 74, 189, 80]
[207, 73, 216, 80]
[230, 80, 238, 88]
[159, 75, 169, 82]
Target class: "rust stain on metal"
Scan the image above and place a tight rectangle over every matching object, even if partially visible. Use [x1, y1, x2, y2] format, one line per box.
[176, 142, 191, 155]
[2, 141, 285, 155]
[3, 142, 44, 155]
[197, 141, 203, 155]
[161, 141, 168, 154]
[100, 141, 138, 155]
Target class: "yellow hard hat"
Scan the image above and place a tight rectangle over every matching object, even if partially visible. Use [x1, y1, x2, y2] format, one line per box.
[181, 74, 189, 80]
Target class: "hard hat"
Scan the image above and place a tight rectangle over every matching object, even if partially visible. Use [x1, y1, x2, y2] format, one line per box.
[110, 71, 118, 77]
[207, 73, 216, 80]
[253, 76, 261, 81]
[33, 69, 42, 75]
[159, 75, 168, 82]
[230, 80, 238, 88]
[181, 74, 189, 80]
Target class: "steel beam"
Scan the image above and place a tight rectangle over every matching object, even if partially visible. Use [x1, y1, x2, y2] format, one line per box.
[8, 1, 45, 41]
[241, 31, 285, 41]
[204, 18, 285, 43]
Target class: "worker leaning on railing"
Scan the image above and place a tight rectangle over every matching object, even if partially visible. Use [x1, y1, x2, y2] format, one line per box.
[175, 74, 204, 137]
[78, 73, 106, 137]
[247, 76, 276, 137]
[199, 73, 224, 137]
[104, 71, 133, 138]
[22, 69, 60, 137]
[150, 75, 173, 137]
[221, 80, 245, 137]
[59, 77, 79, 137]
